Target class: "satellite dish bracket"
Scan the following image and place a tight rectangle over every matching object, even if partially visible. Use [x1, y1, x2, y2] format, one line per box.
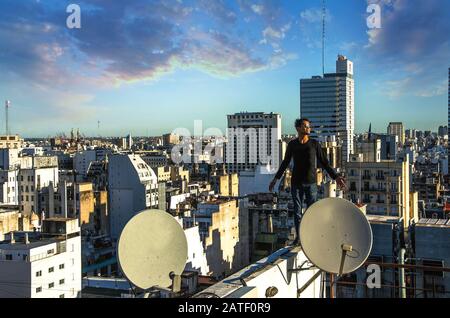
[288, 260, 317, 273]
[170, 271, 182, 293]
[338, 244, 353, 276]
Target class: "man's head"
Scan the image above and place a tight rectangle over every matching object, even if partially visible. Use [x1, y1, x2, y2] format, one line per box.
[295, 118, 311, 136]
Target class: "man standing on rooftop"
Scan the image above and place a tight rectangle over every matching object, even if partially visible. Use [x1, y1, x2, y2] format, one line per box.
[269, 118, 346, 245]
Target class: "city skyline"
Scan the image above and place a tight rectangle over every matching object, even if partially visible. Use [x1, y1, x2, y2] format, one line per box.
[0, 0, 449, 138]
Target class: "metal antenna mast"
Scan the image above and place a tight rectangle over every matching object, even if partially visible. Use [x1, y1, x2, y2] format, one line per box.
[322, 0, 326, 77]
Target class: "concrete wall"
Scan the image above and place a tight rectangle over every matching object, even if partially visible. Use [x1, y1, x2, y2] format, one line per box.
[204, 200, 245, 279]
[197, 247, 321, 298]
[0, 210, 20, 241]
[108, 155, 158, 240]
[414, 224, 450, 298]
[184, 226, 209, 275]
[0, 261, 31, 297]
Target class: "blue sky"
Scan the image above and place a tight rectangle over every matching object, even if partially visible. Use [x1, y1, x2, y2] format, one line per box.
[0, 0, 449, 137]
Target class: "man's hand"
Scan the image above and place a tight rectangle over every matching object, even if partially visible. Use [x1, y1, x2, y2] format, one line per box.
[269, 178, 278, 192]
[336, 176, 347, 190]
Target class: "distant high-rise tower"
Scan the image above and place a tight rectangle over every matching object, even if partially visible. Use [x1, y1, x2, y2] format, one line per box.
[127, 133, 133, 150]
[300, 55, 355, 164]
[387, 122, 405, 146]
[226, 112, 282, 175]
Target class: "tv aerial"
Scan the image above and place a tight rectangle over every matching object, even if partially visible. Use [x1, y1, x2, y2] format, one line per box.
[294, 198, 373, 297]
[117, 209, 188, 295]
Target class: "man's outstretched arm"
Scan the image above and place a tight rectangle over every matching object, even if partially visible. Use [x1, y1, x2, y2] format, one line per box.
[269, 142, 293, 192]
[316, 142, 346, 190]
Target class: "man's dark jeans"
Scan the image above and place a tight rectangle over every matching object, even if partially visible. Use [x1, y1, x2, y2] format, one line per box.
[291, 183, 318, 241]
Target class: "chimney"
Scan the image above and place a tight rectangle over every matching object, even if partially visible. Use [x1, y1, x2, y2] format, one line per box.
[25, 233, 30, 244]
[10, 232, 15, 244]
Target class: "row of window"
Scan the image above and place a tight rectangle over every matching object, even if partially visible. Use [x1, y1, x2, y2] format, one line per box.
[4, 254, 28, 261]
[19, 175, 35, 182]
[20, 195, 35, 202]
[36, 264, 65, 277]
[20, 185, 35, 192]
[349, 182, 399, 191]
[35, 279, 65, 293]
[349, 170, 400, 177]
[349, 195, 398, 204]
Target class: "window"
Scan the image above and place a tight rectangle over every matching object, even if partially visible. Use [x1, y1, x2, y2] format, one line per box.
[47, 249, 54, 255]
[423, 259, 444, 278]
[59, 279, 65, 285]
[26, 195, 29, 202]
[36, 271, 42, 277]
[49, 267, 54, 273]
[5, 254, 12, 260]
[364, 182, 370, 191]
[48, 282, 54, 289]
[59, 294, 65, 298]
[59, 264, 65, 270]
[36, 287, 42, 293]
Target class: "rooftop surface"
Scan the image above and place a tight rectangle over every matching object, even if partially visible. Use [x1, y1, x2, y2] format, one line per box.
[0, 237, 59, 251]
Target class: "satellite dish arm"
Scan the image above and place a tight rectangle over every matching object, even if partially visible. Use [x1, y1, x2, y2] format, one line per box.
[273, 142, 293, 180]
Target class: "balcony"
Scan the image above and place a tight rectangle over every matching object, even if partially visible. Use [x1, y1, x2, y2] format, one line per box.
[362, 175, 371, 180]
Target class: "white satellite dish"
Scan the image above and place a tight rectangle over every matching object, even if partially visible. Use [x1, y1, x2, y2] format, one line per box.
[299, 198, 373, 275]
[117, 209, 188, 290]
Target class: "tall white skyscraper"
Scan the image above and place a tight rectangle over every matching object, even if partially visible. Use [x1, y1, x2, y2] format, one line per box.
[300, 55, 355, 164]
[108, 154, 159, 240]
[226, 112, 282, 175]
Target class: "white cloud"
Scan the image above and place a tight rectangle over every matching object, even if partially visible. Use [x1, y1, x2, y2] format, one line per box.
[300, 8, 331, 24]
[251, 4, 264, 15]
